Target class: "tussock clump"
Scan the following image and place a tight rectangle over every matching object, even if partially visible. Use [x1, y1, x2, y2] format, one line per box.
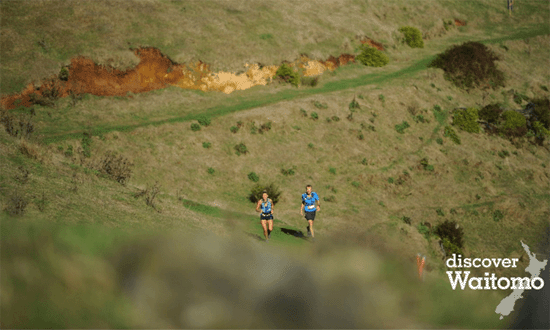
[429, 41, 505, 90]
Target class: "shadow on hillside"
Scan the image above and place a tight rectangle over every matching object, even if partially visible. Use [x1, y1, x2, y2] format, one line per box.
[280, 227, 308, 240]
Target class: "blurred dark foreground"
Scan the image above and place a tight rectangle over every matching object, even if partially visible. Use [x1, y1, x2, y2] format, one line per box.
[0, 218, 530, 328]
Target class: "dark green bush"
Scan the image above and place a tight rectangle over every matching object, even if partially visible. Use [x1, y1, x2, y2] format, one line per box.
[276, 63, 300, 87]
[444, 125, 461, 144]
[398, 26, 424, 48]
[248, 172, 260, 182]
[281, 166, 296, 176]
[357, 45, 389, 67]
[234, 143, 248, 155]
[81, 132, 92, 158]
[314, 101, 328, 109]
[311, 112, 319, 120]
[202, 142, 212, 149]
[58, 67, 69, 81]
[249, 183, 281, 204]
[191, 123, 201, 131]
[479, 103, 503, 124]
[434, 220, 464, 254]
[441, 237, 463, 257]
[417, 223, 430, 239]
[64, 145, 74, 157]
[429, 41, 505, 90]
[197, 115, 211, 127]
[349, 97, 360, 111]
[207, 167, 215, 175]
[501, 110, 527, 137]
[493, 210, 504, 222]
[453, 108, 480, 133]
[230, 126, 239, 133]
[259, 122, 272, 133]
[530, 98, 550, 129]
[395, 121, 410, 134]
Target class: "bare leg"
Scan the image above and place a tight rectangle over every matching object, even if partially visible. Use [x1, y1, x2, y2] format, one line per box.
[268, 220, 274, 237]
[261, 220, 268, 240]
[308, 220, 314, 238]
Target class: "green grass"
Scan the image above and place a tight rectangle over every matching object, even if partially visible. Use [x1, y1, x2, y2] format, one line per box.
[1, 2, 549, 328]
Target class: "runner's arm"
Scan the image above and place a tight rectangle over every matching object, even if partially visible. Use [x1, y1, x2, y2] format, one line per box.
[256, 200, 261, 212]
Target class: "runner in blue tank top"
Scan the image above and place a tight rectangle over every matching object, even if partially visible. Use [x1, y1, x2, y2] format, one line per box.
[256, 190, 274, 242]
[300, 184, 320, 239]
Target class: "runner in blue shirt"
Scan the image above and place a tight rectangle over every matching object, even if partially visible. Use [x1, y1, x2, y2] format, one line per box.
[300, 184, 320, 239]
[256, 190, 274, 242]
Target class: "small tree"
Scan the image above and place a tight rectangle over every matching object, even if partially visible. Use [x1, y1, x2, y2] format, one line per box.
[357, 45, 389, 67]
[276, 63, 300, 87]
[398, 26, 424, 48]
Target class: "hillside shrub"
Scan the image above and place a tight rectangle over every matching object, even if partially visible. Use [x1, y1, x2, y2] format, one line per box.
[434, 220, 464, 256]
[311, 112, 319, 120]
[314, 101, 328, 109]
[59, 67, 69, 81]
[530, 98, 550, 129]
[444, 125, 461, 144]
[395, 121, 410, 134]
[417, 223, 431, 239]
[248, 172, 260, 182]
[356, 45, 389, 67]
[501, 110, 527, 137]
[191, 123, 201, 131]
[276, 63, 300, 87]
[234, 143, 248, 155]
[249, 183, 281, 204]
[398, 26, 424, 48]
[281, 166, 296, 176]
[4, 191, 28, 216]
[0, 110, 34, 138]
[479, 103, 503, 124]
[197, 115, 211, 127]
[97, 151, 133, 185]
[81, 132, 92, 157]
[202, 142, 212, 149]
[532, 121, 550, 140]
[453, 108, 479, 133]
[428, 41, 505, 90]
[259, 121, 272, 133]
[230, 126, 239, 133]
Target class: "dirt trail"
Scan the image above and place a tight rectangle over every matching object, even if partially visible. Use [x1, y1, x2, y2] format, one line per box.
[0, 47, 357, 110]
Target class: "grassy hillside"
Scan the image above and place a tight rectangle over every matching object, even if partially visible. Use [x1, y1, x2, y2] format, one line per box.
[1, 0, 549, 328]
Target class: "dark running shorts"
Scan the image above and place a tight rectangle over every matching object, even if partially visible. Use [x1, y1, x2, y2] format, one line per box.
[261, 213, 274, 220]
[304, 211, 316, 221]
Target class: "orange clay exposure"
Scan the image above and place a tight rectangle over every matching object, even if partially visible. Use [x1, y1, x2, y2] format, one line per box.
[0, 48, 357, 110]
